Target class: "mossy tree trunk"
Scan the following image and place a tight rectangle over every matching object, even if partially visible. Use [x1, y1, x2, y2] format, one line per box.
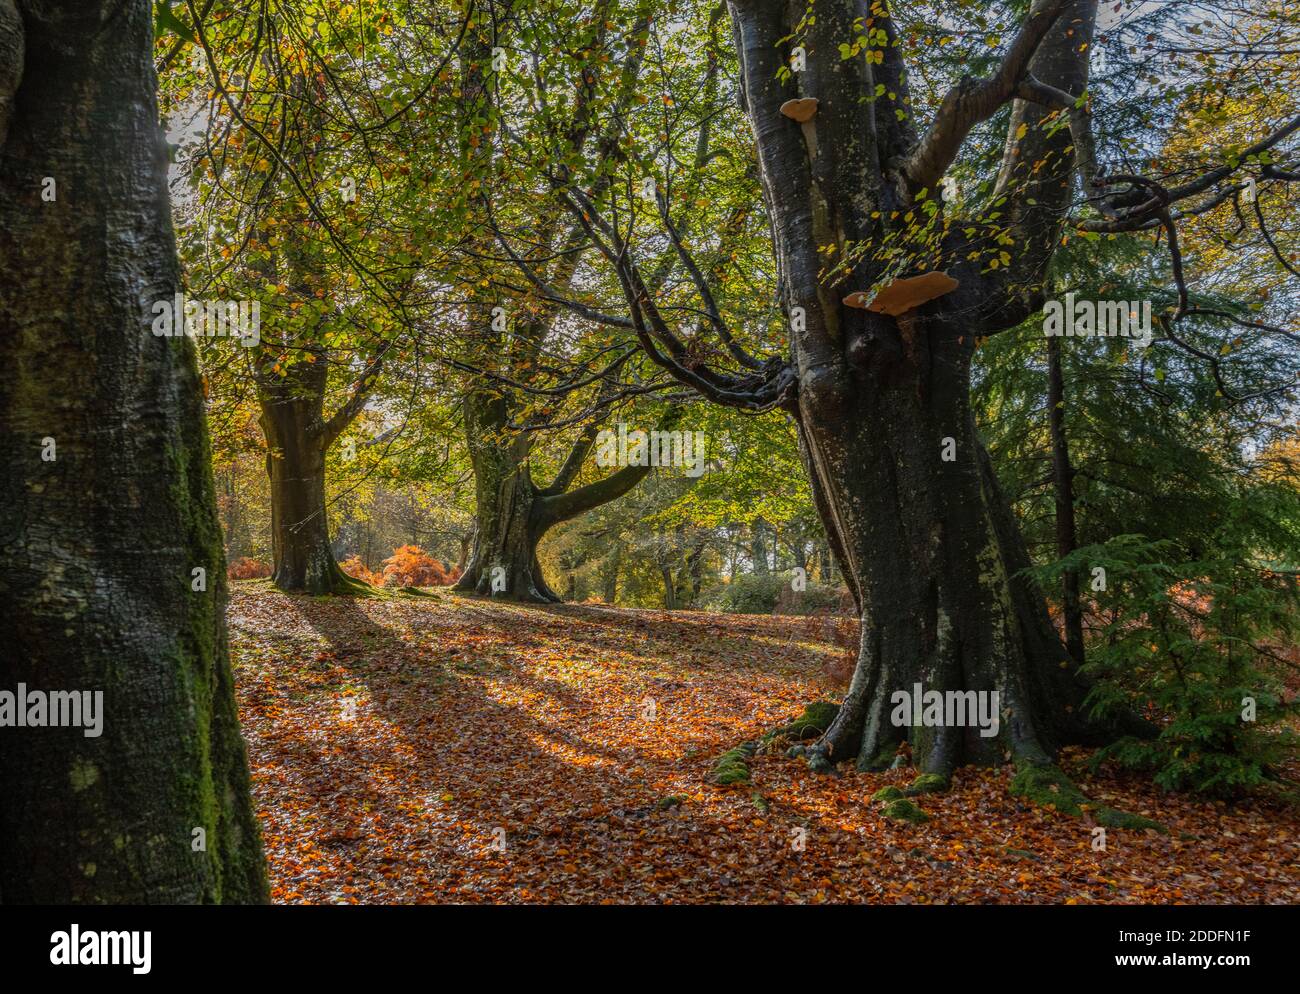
[0, 0, 266, 902]
[248, 67, 380, 597]
[797, 320, 1108, 776]
[662, 0, 1137, 780]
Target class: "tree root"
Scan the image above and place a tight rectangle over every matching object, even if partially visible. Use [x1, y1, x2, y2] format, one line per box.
[1009, 760, 1166, 831]
[328, 569, 377, 596]
[761, 700, 840, 752]
[904, 772, 950, 796]
[711, 742, 756, 786]
[715, 702, 843, 785]
[395, 585, 438, 597]
[276, 561, 377, 597]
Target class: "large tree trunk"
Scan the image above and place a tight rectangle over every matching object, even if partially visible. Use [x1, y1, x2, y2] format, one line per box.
[458, 465, 563, 602]
[263, 408, 332, 592]
[719, 0, 1129, 780]
[259, 381, 355, 595]
[454, 390, 562, 601]
[0, 0, 266, 902]
[258, 366, 362, 596]
[798, 316, 1104, 777]
[456, 390, 655, 603]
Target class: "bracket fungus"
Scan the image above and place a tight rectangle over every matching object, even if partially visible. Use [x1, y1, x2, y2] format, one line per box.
[842, 271, 959, 317]
[779, 97, 819, 123]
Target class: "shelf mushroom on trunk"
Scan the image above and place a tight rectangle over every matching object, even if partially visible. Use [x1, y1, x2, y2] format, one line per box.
[779, 97, 819, 122]
[843, 271, 960, 316]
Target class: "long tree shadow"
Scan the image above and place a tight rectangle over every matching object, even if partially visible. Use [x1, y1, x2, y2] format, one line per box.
[236, 591, 847, 903]
[438, 594, 850, 682]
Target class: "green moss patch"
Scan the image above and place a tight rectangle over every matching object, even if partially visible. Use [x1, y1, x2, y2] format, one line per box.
[882, 798, 930, 825]
[904, 773, 950, 796]
[396, 585, 438, 598]
[1010, 761, 1166, 833]
[711, 742, 757, 786]
[761, 700, 840, 745]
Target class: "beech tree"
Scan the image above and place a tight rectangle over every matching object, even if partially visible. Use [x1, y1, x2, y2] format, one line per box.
[0, 0, 266, 902]
[167, 2, 462, 594]
[510, 0, 1299, 794]
[452, 7, 706, 601]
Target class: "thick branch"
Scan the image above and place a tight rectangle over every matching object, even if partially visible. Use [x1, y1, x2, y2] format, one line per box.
[542, 422, 601, 497]
[536, 461, 654, 528]
[902, 0, 1073, 194]
[319, 349, 386, 447]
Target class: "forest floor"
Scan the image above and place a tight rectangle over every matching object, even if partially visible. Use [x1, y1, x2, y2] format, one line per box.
[229, 582, 1300, 904]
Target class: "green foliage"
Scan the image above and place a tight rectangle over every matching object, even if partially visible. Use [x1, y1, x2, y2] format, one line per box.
[698, 572, 845, 615]
[698, 573, 785, 614]
[978, 209, 1300, 800]
[1043, 536, 1299, 798]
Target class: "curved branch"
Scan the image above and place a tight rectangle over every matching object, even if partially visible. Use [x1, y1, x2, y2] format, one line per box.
[902, 0, 1073, 193]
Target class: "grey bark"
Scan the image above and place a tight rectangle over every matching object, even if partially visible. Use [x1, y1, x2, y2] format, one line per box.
[0, 0, 266, 903]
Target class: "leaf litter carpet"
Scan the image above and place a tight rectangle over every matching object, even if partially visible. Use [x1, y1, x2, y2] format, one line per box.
[229, 584, 1300, 904]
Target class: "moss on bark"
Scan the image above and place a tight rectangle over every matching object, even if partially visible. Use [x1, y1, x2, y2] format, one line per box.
[905, 773, 951, 796]
[761, 700, 841, 745]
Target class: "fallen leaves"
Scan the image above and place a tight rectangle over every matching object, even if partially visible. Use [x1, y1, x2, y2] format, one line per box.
[229, 586, 1300, 905]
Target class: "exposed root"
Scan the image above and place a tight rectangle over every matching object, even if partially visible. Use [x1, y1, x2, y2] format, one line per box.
[395, 585, 438, 598]
[711, 742, 756, 786]
[326, 562, 377, 597]
[760, 700, 840, 751]
[1009, 760, 1166, 832]
[861, 742, 902, 773]
[904, 772, 950, 796]
[804, 746, 835, 775]
[275, 562, 378, 597]
[454, 564, 562, 603]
